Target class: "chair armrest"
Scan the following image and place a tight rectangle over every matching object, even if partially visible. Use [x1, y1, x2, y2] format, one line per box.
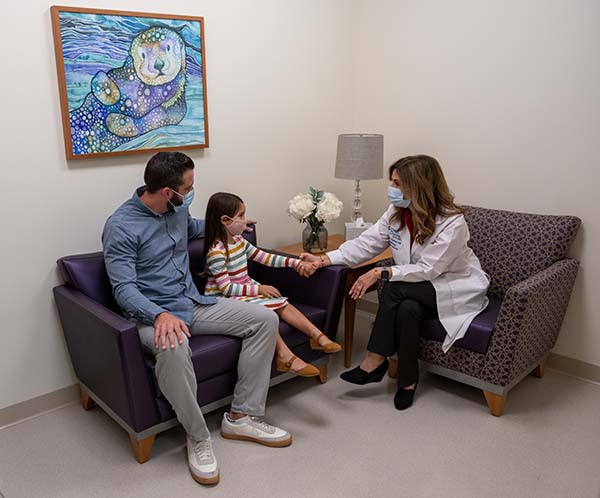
[53, 286, 160, 432]
[250, 264, 347, 340]
[482, 258, 580, 386]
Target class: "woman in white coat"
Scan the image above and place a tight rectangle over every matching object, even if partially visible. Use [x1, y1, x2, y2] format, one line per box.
[301, 155, 490, 410]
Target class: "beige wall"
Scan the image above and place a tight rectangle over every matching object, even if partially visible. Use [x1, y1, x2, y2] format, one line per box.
[353, 0, 600, 365]
[0, 0, 357, 410]
[2, 0, 599, 411]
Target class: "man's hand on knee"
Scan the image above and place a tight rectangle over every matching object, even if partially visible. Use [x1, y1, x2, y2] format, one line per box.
[154, 312, 191, 350]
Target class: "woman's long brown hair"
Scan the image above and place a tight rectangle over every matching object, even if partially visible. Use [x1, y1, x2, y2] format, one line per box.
[389, 155, 463, 244]
[201, 192, 244, 276]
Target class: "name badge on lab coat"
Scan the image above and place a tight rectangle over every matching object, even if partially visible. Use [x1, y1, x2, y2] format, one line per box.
[388, 226, 402, 250]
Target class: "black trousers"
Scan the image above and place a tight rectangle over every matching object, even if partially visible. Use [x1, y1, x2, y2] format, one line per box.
[367, 281, 438, 388]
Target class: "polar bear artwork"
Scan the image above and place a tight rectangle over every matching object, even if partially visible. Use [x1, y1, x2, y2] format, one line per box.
[69, 27, 188, 155]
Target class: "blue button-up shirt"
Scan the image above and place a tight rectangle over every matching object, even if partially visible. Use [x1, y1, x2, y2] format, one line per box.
[102, 187, 216, 326]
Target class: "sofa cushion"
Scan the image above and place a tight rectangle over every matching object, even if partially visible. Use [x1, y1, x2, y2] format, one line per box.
[189, 335, 243, 383]
[279, 303, 328, 348]
[143, 335, 242, 396]
[148, 301, 328, 390]
[420, 296, 502, 354]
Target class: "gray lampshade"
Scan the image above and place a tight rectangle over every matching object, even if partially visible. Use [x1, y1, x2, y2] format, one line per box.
[334, 134, 384, 180]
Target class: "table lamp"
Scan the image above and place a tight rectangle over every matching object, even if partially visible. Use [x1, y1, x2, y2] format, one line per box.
[334, 133, 384, 239]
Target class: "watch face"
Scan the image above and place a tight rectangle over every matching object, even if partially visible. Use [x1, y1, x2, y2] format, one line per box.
[382, 269, 389, 280]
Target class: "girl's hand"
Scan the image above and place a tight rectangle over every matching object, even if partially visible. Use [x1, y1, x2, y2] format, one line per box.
[295, 261, 319, 277]
[349, 269, 380, 300]
[259, 285, 282, 298]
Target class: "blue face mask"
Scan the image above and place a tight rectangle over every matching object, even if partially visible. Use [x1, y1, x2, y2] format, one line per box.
[387, 186, 411, 208]
[169, 188, 195, 213]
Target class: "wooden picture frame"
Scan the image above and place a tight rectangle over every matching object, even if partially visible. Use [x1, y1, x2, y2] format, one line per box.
[50, 6, 209, 160]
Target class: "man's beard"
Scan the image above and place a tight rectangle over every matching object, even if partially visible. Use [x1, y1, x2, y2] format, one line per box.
[168, 194, 184, 212]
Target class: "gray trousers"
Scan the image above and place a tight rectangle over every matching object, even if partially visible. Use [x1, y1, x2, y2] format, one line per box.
[136, 298, 278, 441]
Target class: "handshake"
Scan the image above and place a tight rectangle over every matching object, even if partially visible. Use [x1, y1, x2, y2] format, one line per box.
[257, 253, 332, 298]
[294, 253, 329, 278]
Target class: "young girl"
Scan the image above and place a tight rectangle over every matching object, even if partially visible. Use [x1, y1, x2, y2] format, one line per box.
[203, 192, 342, 377]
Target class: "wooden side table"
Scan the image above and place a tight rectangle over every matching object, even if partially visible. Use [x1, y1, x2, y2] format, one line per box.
[275, 234, 392, 367]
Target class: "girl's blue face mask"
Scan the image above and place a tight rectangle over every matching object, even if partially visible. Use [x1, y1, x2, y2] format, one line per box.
[387, 186, 411, 208]
[169, 188, 195, 212]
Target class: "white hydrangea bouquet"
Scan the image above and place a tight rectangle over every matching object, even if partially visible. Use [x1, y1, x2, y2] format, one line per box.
[287, 187, 343, 252]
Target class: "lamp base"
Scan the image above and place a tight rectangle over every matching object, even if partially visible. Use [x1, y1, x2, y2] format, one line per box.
[345, 222, 373, 240]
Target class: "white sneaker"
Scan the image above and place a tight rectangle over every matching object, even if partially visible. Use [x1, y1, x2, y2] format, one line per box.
[187, 437, 219, 485]
[220, 413, 292, 447]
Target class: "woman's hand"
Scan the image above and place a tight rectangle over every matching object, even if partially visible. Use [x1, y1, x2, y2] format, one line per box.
[300, 252, 330, 268]
[259, 285, 282, 298]
[295, 260, 319, 277]
[299, 253, 320, 266]
[349, 269, 381, 300]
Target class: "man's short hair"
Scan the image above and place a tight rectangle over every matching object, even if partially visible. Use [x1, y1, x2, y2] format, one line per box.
[144, 152, 195, 193]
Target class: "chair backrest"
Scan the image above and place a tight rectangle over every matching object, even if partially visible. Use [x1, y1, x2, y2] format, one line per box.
[57, 227, 257, 309]
[57, 252, 118, 310]
[463, 206, 581, 299]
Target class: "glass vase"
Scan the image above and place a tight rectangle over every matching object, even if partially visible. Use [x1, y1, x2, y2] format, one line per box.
[302, 223, 328, 253]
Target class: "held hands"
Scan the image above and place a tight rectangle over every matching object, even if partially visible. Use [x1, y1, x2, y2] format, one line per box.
[349, 268, 381, 300]
[259, 285, 282, 298]
[298, 251, 380, 298]
[297, 252, 329, 278]
[154, 312, 191, 350]
[295, 260, 319, 278]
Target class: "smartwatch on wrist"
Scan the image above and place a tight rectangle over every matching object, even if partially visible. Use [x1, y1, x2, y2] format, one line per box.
[380, 267, 390, 283]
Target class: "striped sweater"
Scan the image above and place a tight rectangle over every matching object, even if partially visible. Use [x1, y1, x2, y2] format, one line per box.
[205, 236, 299, 298]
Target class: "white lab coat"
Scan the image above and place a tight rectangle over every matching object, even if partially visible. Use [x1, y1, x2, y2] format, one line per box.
[328, 205, 490, 352]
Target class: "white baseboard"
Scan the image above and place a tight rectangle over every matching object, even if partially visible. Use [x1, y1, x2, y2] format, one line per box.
[546, 353, 600, 385]
[0, 384, 79, 430]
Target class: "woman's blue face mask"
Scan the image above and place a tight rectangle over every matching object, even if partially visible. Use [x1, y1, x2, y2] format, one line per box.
[169, 188, 195, 212]
[387, 186, 411, 208]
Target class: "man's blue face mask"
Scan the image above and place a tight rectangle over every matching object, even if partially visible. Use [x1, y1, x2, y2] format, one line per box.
[387, 186, 411, 208]
[169, 188, 195, 213]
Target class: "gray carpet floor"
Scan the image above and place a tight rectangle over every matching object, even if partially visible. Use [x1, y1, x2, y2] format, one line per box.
[1, 311, 600, 498]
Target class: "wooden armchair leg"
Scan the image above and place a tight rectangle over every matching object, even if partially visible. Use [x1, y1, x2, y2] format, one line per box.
[530, 361, 545, 379]
[388, 357, 398, 379]
[483, 390, 507, 417]
[129, 434, 155, 464]
[316, 364, 328, 384]
[79, 387, 96, 411]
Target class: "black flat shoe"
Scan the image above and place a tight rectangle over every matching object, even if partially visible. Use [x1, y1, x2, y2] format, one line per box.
[394, 382, 418, 410]
[340, 358, 389, 385]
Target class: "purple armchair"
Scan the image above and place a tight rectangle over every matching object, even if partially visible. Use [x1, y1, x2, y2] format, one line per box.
[382, 206, 581, 416]
[53, 229, 346, 463]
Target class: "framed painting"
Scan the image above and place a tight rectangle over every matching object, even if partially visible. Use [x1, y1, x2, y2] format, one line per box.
[50, 6, 209, 159]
